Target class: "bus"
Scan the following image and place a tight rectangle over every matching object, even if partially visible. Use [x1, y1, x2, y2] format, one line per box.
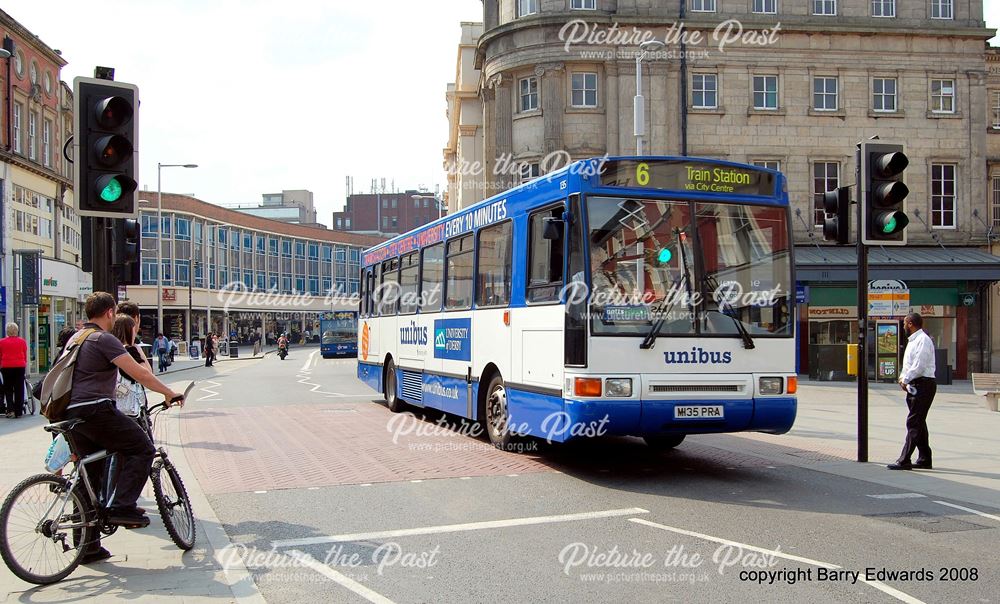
[357, 156, 796, 449]
[320, 311, 359, 358]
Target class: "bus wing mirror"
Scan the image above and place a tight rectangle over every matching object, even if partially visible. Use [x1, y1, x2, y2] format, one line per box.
[542, 217, 564, 240]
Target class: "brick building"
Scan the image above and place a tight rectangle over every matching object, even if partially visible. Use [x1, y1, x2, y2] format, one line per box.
[332, 189, 442, 237]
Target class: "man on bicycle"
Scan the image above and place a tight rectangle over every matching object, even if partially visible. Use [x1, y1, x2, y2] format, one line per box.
[67, 292, 185, 563]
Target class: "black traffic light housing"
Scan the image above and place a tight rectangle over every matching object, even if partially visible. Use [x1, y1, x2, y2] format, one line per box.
[112, 218, 142, 285]
[822, 187, 851, 245]
[861, 142, 909, 246]
[73, 77, 139, 218]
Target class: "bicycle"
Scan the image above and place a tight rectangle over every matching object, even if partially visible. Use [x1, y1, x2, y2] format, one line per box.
[21, 377, 37, 416]
[0, 391, 195, 584]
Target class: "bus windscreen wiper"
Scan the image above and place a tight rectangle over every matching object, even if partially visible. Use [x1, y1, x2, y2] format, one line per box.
[641, 228, 695, 350]
[702, 273, 755, 350]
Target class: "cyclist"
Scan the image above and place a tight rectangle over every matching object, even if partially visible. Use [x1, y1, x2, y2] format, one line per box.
[66, 292, 185, 564]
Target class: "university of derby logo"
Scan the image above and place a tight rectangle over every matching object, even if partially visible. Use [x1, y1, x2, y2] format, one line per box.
[361, 322, 370, 361]
[434, 329, 446, 350]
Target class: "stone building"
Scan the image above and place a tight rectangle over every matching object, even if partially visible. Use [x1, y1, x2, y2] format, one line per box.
[466, 0, 998, 378]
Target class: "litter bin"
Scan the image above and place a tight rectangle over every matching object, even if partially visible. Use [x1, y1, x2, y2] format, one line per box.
[230, 343, 239, 358]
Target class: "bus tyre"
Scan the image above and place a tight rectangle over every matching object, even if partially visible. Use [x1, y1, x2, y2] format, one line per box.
[483, 375, 513, 449]
[643, 434, 686, 450]
[384, 359, 405, 412]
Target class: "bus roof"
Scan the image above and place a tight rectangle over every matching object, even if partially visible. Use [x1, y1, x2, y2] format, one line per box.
[362, 155, 786, 266]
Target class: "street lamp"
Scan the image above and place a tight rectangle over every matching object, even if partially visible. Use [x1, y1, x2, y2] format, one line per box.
[157, 163, 198, 336]
[634, 39, 665, 155]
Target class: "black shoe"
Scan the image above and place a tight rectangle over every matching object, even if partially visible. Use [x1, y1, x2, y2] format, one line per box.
[913, 460, 933, 470]
[887, 461, 913, 470]
[108, 510, 150, 528]
[81, 547, 112, 564]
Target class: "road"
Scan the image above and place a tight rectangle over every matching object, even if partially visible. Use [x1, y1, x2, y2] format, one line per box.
[171, 349, 998, 603]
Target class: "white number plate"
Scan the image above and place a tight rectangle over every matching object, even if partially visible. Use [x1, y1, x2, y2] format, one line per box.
[674, 405, 724, 419]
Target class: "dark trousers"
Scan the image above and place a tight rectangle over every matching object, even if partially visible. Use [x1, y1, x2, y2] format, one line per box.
[898, 377, 936, 464]
[204, 350, 214, 367]
[66, 401, 155, 512]
[1, 367, 26, 417]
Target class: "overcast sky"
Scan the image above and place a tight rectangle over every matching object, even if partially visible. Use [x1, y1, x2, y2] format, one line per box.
[6, 1, 1000, 225]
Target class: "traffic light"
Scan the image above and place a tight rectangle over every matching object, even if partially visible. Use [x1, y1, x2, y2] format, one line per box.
[112, 218, 142, 285]
[861, 142, 909, 246]
[73, 77, 139, 218]
[822, 187, 851, 245]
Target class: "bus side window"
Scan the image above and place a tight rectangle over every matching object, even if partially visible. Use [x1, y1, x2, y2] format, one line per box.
[445, 235, 474, 310]
[476, 221, 512, 307]
[420, 243, 444, 312]
[381, 258, 399, 315]
[372, 262, 382, 316]
[399, 252, 420, 314]
[526, 205, 565, 303]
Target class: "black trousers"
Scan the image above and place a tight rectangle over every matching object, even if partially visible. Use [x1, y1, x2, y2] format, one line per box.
[66, 401, 155, 512]
[898, 377, 936, 464]
[1, 367, 26, 417]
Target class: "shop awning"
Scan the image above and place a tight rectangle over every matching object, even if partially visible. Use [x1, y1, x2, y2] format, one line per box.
[795, 246, 1000, 281]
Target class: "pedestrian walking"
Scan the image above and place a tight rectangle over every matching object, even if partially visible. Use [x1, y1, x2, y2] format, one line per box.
[153, 333, 170, 373]
[204, 333, 215, 367]
[0, 323, 28, 418]
[888, 312, 937, 471]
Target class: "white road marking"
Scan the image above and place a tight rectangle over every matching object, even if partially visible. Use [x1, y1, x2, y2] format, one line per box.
[271, 507, 650, 549]
[196, 380, 222, 402]
[933, 501, 1000, 522]
[287, 550, 397, 604]
[630, 518, 926, 604]
[254, 490, 267, 494]
[867, 493, 926, 500]
[299, 350, 318, 373]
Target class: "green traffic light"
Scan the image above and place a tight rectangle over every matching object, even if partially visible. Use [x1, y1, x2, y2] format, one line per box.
[881, 216, 897, 234]
[657, 248, 672, 263]
[100, 177, 123, 202]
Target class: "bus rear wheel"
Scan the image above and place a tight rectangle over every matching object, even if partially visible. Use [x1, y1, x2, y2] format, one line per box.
[643, 434, 686, 450]
[483, 374, 514, 449]
[384, 359, 405, 412]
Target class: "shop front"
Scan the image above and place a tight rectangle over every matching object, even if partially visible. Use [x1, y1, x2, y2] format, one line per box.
[796, 247, 1000, 382]
[38, 259, 86, 372]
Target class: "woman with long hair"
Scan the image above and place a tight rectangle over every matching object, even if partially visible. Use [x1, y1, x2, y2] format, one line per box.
[111, 314, 146, 417]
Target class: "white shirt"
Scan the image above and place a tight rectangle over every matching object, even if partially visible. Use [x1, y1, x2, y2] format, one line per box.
[899, 328, 936, 385]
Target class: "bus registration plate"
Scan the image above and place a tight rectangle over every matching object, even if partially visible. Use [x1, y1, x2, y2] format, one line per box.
[674, 405, 724, 419]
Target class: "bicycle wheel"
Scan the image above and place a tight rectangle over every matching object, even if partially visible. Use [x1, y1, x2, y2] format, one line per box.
[150, 458, 196, 550]
[23, 380, 36, 416]
[0, 473, 96, 584]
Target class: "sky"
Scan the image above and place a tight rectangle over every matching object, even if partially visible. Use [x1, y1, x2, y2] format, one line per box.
[3, 0, 482, 223]
[6, 1, 1000, 224]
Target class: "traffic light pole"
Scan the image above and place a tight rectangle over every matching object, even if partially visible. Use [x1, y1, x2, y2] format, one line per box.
[856, 143, 868, 463]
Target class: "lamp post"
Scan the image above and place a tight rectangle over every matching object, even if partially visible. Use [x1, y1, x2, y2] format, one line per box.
[634, 39, 665, 155]
[157, 163, 197, 336]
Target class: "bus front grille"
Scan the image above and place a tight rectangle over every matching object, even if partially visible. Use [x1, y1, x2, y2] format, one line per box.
[649, 384, 742, 393]
[401, 371, 424, 404]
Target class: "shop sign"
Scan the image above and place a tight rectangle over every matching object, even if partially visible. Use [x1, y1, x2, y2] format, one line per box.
[868, 279, 909, 318]
[163, 289, 177, 301]
[795, 284, 809, 304]
[19, 251, 41, 306]
[807, 306, 856, 319]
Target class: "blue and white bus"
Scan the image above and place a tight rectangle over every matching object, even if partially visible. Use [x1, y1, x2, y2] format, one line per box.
[320, 311, 358, 358]
[357, 157, 796, 449]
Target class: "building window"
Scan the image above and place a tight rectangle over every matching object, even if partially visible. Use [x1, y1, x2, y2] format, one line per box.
[28, 112, 37, 160]
[813, 77, 838, 111]
[692, 74, 717, 109]
[571, 0, 596, 8]
[813, 162, 839, 226]
[295, 241, 306, 257]
[931, 163, 956, 228]
[336, 218, 342, 229]
[391, 198, 397, 209]
[383, 216, 389, 229]
[931, 79, 955, 113]
[175, 218, 191, 240]
[813, 0, 836, 15]
[992, 176, 1000, 228]
[519, 77, 538, 112]
[142, 261, 158, 284]
[142, 214, 158, 235]
[12, 104, 21, 154]
[753, 0, 777, 13]
[519, 162, 541, 184]
[571, 72, 598, 107]
[176, 262, 190, 286]
[993, 91, 1000, 128]
[345, 218, 352, 229]
[382, 198, 388, 208]
[752, 160, 781, 172]
[931, 0, 952, 19]
[42, 120, 52, 168]
[517, 0, 538, 17]
[873, 78, 897, 112]
[752, 75, 778, 110]
[690, 0, 715, 11]
[872, 0, 894, 16]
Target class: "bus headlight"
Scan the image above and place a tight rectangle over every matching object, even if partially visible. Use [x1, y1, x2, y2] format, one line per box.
[759, 377, 783, 395]
[605, 378, 632, 397]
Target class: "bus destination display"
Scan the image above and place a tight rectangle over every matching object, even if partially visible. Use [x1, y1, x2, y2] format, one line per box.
[599, 160, 775, 197]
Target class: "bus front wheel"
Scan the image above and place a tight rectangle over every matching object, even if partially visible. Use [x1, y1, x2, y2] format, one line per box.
[384, 359, 405, 412]
[643, 434, 686, 450]
[483, 374, 513, 449]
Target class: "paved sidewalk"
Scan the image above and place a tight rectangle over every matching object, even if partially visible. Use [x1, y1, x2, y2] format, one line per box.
[0, 377, 264, 602]
[700, 377, 1000, 509]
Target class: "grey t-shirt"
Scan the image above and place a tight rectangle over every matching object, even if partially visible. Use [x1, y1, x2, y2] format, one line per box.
[69, 323, 129, 405]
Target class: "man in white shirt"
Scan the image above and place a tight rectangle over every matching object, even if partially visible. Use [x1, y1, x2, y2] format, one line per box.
[888, 312, 936, 471]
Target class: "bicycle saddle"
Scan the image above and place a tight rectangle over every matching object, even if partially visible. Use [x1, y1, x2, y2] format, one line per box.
[44, 419, 85, 434]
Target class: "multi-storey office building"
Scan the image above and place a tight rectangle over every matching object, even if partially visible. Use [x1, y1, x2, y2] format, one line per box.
[468, 0, 1000, 378]
[129, 193, 382, 346]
